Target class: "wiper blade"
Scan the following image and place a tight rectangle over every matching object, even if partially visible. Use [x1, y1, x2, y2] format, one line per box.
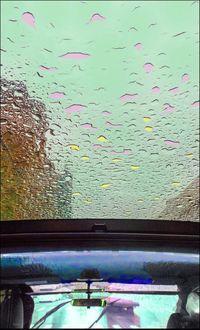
[88, 299, 121, 329]
[31, 300, 72, 329]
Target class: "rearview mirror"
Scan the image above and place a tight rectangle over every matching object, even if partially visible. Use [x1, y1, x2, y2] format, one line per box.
[72, 298, 106, 307]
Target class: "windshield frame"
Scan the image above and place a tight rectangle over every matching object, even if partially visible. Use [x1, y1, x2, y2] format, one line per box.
[1, 219, 199, 254]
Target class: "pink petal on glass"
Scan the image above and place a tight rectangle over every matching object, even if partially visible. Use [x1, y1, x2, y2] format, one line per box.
[80, 123, 96, 129]
[106, 122, 123, 128]
[102, 111, 112, 116]
[90, 13, 106, 22]
[134, 43, 142, 50]
[120, 93, 138, 102]
[123, 149, 132, 155]
[22, 12, 35, 27]
[39, 65, 57, 71]
[110, 149, 132, 155]
[181, 73, 189, 82]
[109, 150, 118, 154]
[59, 52, 90, 59]
[164, 140, 180, 147]
[49, 92, 65, 99]
[64, 104, 87, 113]
[163, 103, 174, 113]
[191, 101, 199, 108]
[144, 63, 154, 73]
[93, 144, 111, 149]
[106, 297, 138, 307]
[152, 86, 160, 93]
[168, 87, 179, 95]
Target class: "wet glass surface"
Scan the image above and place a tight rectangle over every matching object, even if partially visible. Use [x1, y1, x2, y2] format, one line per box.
[1, 1, 199, 220]
[31, 291, 179, 329]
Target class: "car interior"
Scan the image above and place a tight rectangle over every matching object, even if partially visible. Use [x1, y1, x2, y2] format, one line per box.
[1, 220, 199, 328]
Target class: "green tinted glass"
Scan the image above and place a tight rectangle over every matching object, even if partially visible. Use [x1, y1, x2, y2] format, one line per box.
[1, 1, 199, 220]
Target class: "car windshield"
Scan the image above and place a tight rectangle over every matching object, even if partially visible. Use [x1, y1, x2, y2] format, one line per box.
[30, 283, 179, 329]
[1, 0, 199, 220]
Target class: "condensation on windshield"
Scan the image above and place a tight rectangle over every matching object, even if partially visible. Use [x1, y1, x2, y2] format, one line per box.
[0, 1, 199, 220]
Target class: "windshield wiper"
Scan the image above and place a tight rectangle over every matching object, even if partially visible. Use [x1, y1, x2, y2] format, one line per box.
[88, 299, 121, 329]
[32, 298, 121, 329]
[31, 300, 72, 329]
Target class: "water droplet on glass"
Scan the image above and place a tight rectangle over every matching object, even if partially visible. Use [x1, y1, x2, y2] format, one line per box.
[39, 65, 57, 71]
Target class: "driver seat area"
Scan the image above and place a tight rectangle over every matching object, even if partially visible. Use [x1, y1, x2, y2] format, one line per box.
[167, 292, 200, 329]
[0, 286, 34, 329]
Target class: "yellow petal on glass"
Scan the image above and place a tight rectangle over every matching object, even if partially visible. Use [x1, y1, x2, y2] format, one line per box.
[84, 199, 92, 204]
[112, 158, 122, 163]
[68, 144, 80, 151]
[131, 165, 140, 171]
[154, 197, 160, 201]
[172, 181, 181, 187]
[143, 117, 152, 123]
[81, 155, 90, 161]
[97, 135, 107, 142]
[185, 153, 193, 159]
[144, 126, 153, 132]
[100, 183, 112, 189]
[72, 192, 81, 196]
[138, 199, 144, 203]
